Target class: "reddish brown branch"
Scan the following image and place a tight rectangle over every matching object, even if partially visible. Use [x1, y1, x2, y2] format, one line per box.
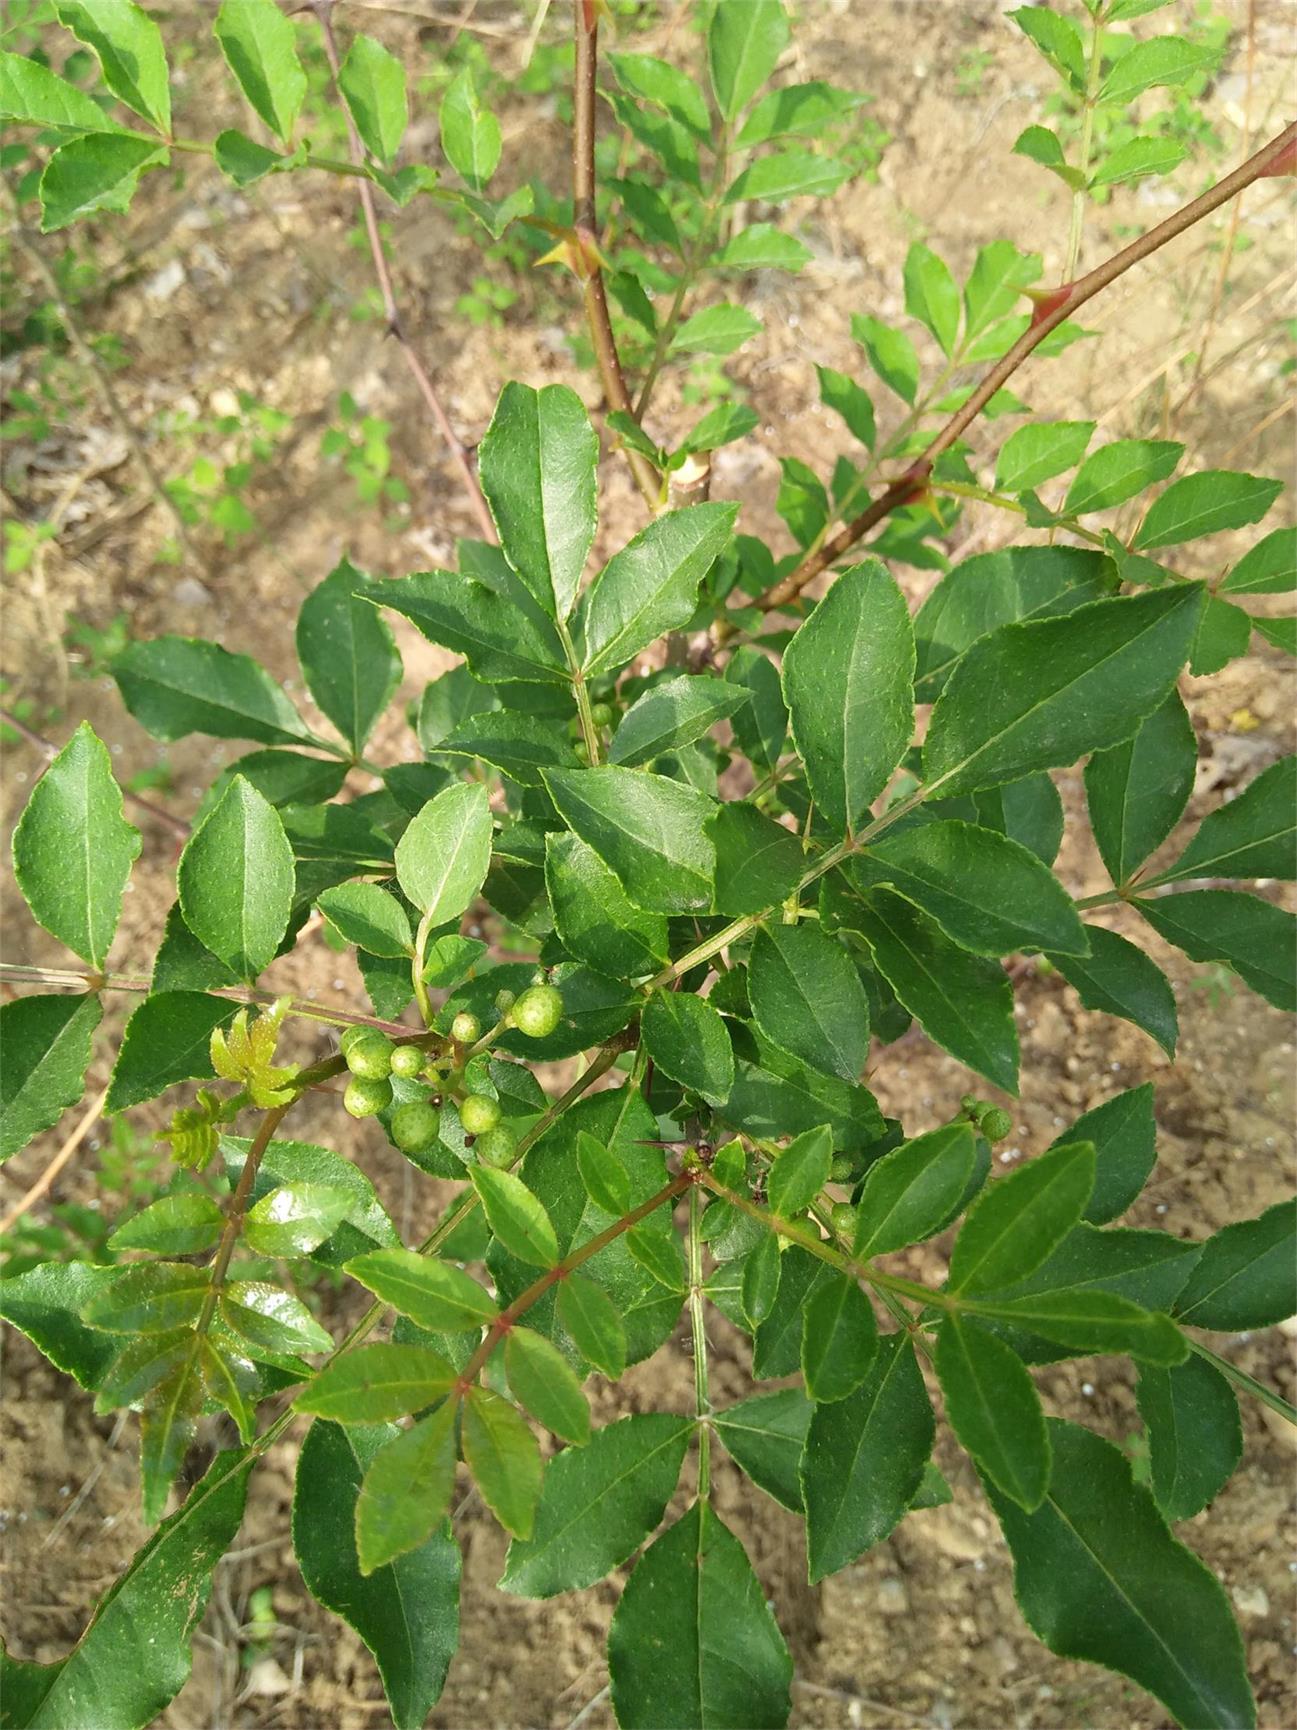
[313, 2, 496, 543]
[759, 120, 1297, 612]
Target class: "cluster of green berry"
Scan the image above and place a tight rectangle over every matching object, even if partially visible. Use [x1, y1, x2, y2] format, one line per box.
[338, 983, 565, 1170]
[569, 698, 616, 762]
[961, 1095, 1014, 1143]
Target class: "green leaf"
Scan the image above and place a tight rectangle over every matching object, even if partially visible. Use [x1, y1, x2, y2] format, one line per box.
[708, 0, 790, 120]
[1064, 439, 1184, 516]
[1253, 615, 1296, 656]
[1090, 135, 1187, 187]
[815, 365, 875, 449]
[38, 131, 165, 230]
[0, 50, 119, 132]
[949, 1140, 1095, 1295]
[339, 33, 407, 164]
[1136, 889, 1295, 1012]
[556, 1271, 627, 1379]
[108, 1194, 223, 1256]
[748, 922, 869, 1081]
[57, 0, 169, 130]
[1174, 1198, 1296, 1330]
[987, 1419, 1254, 1730]
[349, 1401, 460, 1578]
[801, 1334, 934, 1581]
[1137, 1358, 1242, 1523]
[1134, 469, 1283, 550]
[724, 148, 850, 204]
[1053, 1085, 1156, 1225]
[94, 1329, 200, 1414]
[346, 1249, 496, 1332]
[1, 1448, 252, 1729]
[220, 1280, 333, 1355]
[682, 401, 760, 453]
[1100, 36, 1214, 103]
[669, 303, 762, 356]
[641, 990, 734, 1106]
[113, 635, 310, 745]
[477, 383, 598, 622]
[903, 242, 960, 355]
[1084, 692, 1197, 886]
[963, 240, 1042, 340]
[545, 832, 668, 977]
[852, 1122, 977, 1256]
[608, 1501, 792, 1730]
[294, 1420, 459, 1725]
[766, 1124, 833, 1218]
[472, 1164, 559, 1268]
[244, 1182, 354, 1257]
[105, 991, 235, 1113]
[544, 766, 715, 914]
[844, 888, 1019, 1092]
[852, 818, 1088, 956]
[781, 559, 915, 835]
[1011, 6, 1085, 87]
[295, 1343, 458, 1422]
[0, 1262, 120, 1390]
[295, 559, 401, 755]
[377, 569, 567, 685]
[1159, 757, 1296, 884]
[992, 1223, 1201, 1328]
[711, 1388, 810, 1512]
[609, 51, 709, 137]
[923, 585, 1204, 798]
[575, 503, 736, 679]
[82, 1261, 209, 1333]
[437, 709, 581, 788]
[0, 993, 101, 1162]
[214, 0, 305, 143]
[609, 674, 749, 768]
[1219, 526, 1296, 596]
[735, 78, 863, 145]
[177, 777, 293, 980]
[752, 1246, 825, 1376]
[501, 1412, 692, 1598]
[462, 1385, 541, 1539]
[995, 421, 1094, 493]
[139, 1346, 204, 1521]
[505, 1326, 589, 1445]
[709, 803, 804, 917]
[851, 313, 919, 405]
[966, 1288, 1186, 1364]
[740, 1233, 782, 1329]
[440, 67, 500, 190]
[394, 781, 492, 925]
[211, 128, 296, 186]
[717, 223, 812, 271]
[936, 1315, 1050, 1510]
[801, 1272, 877, 1403]
[317, 883, 412, 957]
[1049, 924, 1178, 1054]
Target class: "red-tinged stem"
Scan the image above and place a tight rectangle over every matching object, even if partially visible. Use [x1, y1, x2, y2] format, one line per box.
[572, 0, 662, 511]
[759, 120, 1297, 612]
[313, 1, 496, 542]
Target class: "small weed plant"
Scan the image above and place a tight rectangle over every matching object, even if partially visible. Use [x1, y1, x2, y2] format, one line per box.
[1, 2, 1294, 1728]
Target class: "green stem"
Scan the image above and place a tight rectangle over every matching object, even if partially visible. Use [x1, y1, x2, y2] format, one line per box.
[1065, 3, 1107, 284]
[411, 913, 436, 1028]
[688, 1184, 712, 1498]
[170, 135, 369, 181]
[558, 618, 602, 763]
[1188, 1338, 1297, 1428]
[930, 481, 1106, 545]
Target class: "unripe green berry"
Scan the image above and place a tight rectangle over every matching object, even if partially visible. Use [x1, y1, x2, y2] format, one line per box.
[473, 1125, 517, 1168]
[574, 741, 589, 762]
[494, 989, 515, 1015]
[830, 1201, 858, 1238]
[344, 1076, 392, 1119]
[388, 1044, 423, 1079]
[981, 1107, 1014, 1143]
[459, 1094, 502, 1136]
[390, 1100, 440, 1152]
[340, 1024, 373, 1056]
[347, 1033, 394, 1080]
[829, 1155, 854, 1182]
[451, 1011, 481, 1045]
[589, 701, 613, 727]
[511, 983, 563, 1040]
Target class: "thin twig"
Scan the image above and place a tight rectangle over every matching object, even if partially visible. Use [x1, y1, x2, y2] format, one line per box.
[758, 121, 1297, 612]
[572, 0, 662, 511]
[0, 1085, 109, 1237]
[312, 1, 497, 541]
[1, 705, 190, 840]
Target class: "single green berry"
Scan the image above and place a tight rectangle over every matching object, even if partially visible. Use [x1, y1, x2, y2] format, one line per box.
[589, 701, 613, 728]
[459, 1093, 502, 1136]
[511, 983, 563, 1040]
[494, 989, 515, 1015]
[388, 1044, 423, 1079]
[344, 1076, 392, 1119]
[340, 1024, 373, 1056]
[451, 1011, 481, 1046]
[347, 1033, 394, 1080]
[830, 1201, 858, 1238]
[473, 1125, 517, 1168]
[981, 1107, 1014, 1143]
[574, 740, 589, 762]
[829, 1155, 854, 1182]
[390, 1100, 440, 1152]
[567, 715, 583, 739]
